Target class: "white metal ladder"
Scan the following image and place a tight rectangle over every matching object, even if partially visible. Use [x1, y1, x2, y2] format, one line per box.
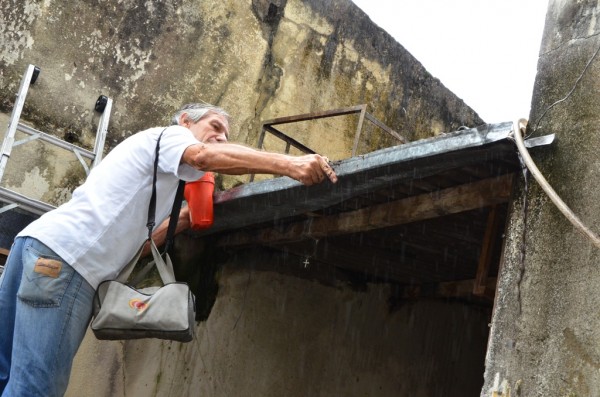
[0, 64, 113, 216]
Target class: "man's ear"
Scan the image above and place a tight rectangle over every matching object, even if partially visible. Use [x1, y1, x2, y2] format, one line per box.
[179, 112, 190, 127]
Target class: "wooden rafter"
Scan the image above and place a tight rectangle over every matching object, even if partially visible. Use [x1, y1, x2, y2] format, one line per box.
[218, 173, 514, 248]
[473, 205, 502, 297]
[401, 277, 498, 300]
[269, 239, 441, 283]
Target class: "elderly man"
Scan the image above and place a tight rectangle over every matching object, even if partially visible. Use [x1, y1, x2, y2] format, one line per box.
[0, 103, 337, 397]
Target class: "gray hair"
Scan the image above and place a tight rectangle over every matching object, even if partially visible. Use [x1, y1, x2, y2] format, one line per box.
[171, 103, 231, 125]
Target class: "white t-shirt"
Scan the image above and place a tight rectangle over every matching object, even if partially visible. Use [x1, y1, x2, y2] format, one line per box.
[19, 125, 204, 289]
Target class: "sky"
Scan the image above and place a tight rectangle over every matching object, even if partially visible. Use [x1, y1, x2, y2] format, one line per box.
[350, 0, 550, 124]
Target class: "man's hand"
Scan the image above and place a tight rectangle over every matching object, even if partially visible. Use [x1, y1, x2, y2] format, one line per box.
[289, 154, 338, 185]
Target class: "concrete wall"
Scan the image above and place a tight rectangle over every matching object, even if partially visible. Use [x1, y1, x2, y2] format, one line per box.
[482, 1, 600, 395]
[68, 266, 490, 397]
[0, 0, 482, 202]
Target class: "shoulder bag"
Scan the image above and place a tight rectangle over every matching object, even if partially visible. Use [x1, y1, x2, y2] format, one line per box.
[90, 129, 195, 342]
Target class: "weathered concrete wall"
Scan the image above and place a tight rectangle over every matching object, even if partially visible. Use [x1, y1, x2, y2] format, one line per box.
[482, 1, 600, 395]
[0, 0, 482, 201]
[67, 266, 490, 397]
[1, 0, 489, 395]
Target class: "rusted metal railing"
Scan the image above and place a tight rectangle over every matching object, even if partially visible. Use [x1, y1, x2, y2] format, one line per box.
[251, 104, 406, 181]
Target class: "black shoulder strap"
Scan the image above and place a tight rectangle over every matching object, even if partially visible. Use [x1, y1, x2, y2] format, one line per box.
[146, 129, 164, 239]
[164, 180, 186, 253]
[147, 128, 185, 253]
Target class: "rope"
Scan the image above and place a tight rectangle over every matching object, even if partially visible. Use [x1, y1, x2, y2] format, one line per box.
[512, 119, 600, 249]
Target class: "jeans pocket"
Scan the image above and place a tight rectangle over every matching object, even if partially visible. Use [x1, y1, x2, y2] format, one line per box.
[17, 240, 75, 308]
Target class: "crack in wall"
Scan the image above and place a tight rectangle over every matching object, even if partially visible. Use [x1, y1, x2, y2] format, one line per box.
[534, 34, 600, 131]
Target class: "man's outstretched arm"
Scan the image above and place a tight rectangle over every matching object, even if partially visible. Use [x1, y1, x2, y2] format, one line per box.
[146, 143, 338, 255]
[182, 142, 338, 185]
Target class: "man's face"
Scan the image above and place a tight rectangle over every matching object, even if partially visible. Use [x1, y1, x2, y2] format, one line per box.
[184, 112, 229, 143]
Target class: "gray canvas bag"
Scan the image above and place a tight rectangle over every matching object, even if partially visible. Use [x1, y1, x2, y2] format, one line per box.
[90, 239, 195, 342]
[90, 129, 195, 342]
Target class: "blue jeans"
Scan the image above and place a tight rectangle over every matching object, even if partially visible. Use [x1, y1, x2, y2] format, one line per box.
[0, 237, 95, 397]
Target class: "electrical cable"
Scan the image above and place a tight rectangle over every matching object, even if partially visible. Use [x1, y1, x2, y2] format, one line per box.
[512, 119, 600, 249]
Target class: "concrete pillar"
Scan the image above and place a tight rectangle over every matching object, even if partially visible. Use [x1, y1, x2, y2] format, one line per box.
[483, 1, 600, 395]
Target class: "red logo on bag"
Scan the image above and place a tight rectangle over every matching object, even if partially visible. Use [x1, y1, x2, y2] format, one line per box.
[129, 298, 148, 312]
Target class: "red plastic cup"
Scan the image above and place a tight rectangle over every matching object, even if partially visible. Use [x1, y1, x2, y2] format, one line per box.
[184, 172, 214, 230]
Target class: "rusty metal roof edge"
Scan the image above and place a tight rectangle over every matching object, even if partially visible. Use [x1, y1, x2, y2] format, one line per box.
[214, 121, 514, 204]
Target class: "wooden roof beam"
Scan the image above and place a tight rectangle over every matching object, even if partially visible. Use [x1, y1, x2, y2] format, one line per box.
[218, 173, 514, 248]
